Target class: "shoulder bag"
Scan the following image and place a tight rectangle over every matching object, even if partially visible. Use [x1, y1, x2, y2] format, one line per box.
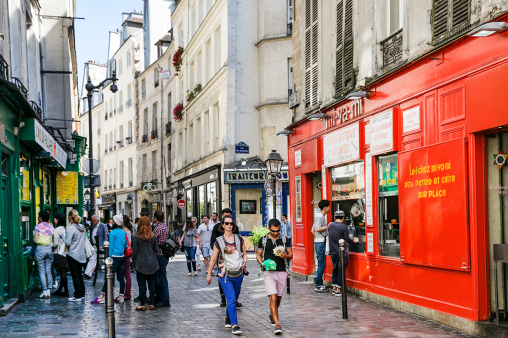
[124, 231, 133, 259]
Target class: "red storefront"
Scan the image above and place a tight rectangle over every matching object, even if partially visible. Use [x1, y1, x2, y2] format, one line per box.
[287, 16, 508, 324]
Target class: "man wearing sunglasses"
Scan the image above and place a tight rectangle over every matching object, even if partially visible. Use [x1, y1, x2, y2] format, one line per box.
[197, 215, 214, 274]
[257, 219, 293, 335]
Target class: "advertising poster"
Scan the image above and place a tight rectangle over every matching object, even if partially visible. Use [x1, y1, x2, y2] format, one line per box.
[370, 108, 396, 155]
[22, 169, 30, 201]
[56, 171, 79, 204]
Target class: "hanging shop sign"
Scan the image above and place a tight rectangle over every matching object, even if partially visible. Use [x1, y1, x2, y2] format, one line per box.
[294, 149, 301, 167]
[159, 69, 171, 79]
[370, 108, 398, 156]
[493, 150, 508, 169]
[20, 119, 67, 168]
[235, 142, 249, 154]
[325, 100, 363, 129]
[224, 170, 289, 184]
[403, 105, 420, 133]
[56, 171, 79, 204]
[323, 122, 363, 167]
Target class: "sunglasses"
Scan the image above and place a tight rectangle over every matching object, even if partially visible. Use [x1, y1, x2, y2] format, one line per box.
[270, 229, 281, 233]
[224, 222, 234, 226]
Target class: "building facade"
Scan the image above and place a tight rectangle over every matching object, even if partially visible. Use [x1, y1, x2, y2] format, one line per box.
[285, 0, 508, 333]
[170, 0, 293, 230]
[0, 0, 83, 311]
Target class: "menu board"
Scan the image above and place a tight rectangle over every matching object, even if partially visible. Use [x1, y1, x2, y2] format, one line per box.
[56, 171, 79, 204]
[21, 169, 30, 201]
[365, 153, 373, 226]
[370, 108, 396, 155]
[295, 176, 302, 222]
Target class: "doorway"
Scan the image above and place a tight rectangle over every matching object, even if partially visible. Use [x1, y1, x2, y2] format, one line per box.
[0, 152, 10, 306]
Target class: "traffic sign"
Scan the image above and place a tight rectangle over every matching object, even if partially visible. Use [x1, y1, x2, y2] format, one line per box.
[82, 158, 100, 175]
[177, 199, 186, 209]
[264, 178, 282, 196]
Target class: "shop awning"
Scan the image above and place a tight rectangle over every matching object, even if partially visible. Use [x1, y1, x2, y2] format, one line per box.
[98, 203, 114, 210]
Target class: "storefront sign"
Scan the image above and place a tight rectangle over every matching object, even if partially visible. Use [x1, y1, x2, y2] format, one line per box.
[159, 69, 171, 79]
[370, 108, 396, 155]
[34, 119, 67, 168]
[224, 170, 289, 184]
[177, 199, 186, 209]
[193, 169, 219, 186]
[294, 149, 301, 167]
[235, 142, 249, 154]
[403, 106, 420, 133]
[326, 100, 363, 129]
[323, 122, 361, 167]
[399, 138, 469, 269]
[365, 153, 373, 226]
[56, 171, 79, 204]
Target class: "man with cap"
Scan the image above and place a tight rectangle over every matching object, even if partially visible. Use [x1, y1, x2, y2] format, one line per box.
[327, 210, 359, 296]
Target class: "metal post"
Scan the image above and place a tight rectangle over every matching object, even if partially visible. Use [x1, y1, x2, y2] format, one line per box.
[272, 175, 277, 220]
[160, 68, 165, 214]
[105, 257, 116, 337]
[86, 77, 95, 218]
[104, 241, 109, 260]
[339, 239, 348, 319]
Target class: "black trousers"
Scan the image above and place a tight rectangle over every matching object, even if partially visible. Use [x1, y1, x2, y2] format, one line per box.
[67, 256, 85, 298]
[137, 272, 156, 306]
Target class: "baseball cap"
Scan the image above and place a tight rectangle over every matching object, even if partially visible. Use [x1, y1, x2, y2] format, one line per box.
[334, 210, 345, 217]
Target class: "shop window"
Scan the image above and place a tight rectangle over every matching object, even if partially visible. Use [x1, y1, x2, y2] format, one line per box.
[186, 189, 193, 218]
[43, 170, 51, 205]
[377, 153, 399, 258]
[295, 176, 302, 222]
[199, 185, 205, 219]
[207, 181, 217, 216]
[330, 161, 365, 253]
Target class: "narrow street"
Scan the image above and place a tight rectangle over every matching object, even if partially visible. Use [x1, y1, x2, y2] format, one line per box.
[0, 253, 476, 338]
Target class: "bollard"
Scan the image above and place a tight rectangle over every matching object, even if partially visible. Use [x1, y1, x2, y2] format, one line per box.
[105, 257, 116, 338]
[339, 239, 348, 320]
[104, 241, 109, 259]
[287, 275, 291, 294]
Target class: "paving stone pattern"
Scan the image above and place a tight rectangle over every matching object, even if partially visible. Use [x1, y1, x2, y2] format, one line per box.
[0, 253, 478, 337]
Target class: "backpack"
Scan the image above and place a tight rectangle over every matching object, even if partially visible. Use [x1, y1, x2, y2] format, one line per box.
[160, 237, 179, 259]
[258, 234, 290, 278]
[217, 235, 243, 281]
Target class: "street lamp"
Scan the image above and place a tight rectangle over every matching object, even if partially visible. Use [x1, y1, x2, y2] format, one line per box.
[85, 71, 118, 219]
[84, 190, 90, 200]
[265, 150, 283, 221]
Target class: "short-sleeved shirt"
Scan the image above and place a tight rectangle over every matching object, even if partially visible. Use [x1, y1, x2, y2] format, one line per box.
[214, 235, 244, 261]
[312, 214, 328, 242]
[258, 235, 291, 272]
[172, 219, 181, 230]
[152, 222, 169, 256]
[197, 223, 213, 247]
[183, 229, 198, 247]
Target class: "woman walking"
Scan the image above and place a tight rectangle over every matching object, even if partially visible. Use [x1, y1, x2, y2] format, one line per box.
[91, 214, 127, 304]
[123, 215, 133, 300]
[206, 216, 247, 335]
[52, 213, 68, 297]
[64, 210, 87, 301]
[179, 218, 201, 276]
[132, 216, 159, 311]
[34, 210, 55, 299]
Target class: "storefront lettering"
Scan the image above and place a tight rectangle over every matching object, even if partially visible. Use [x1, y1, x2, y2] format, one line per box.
[326, 100, 362, 129]
[323, 122, 361, 167]
[489, 184, 508, 195]
[403, 159, 456, 198]
[370, 109, 395, 155]
[224, 170, 289, 184]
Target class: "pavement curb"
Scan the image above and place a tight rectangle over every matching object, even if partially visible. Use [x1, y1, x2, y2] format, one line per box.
[0, 298, 18, 317]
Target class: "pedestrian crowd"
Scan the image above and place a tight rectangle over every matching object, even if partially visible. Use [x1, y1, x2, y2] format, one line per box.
[32, 201, 354, 336]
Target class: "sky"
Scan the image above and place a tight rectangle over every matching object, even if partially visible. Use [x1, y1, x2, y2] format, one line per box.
[74, 0, 143, 94]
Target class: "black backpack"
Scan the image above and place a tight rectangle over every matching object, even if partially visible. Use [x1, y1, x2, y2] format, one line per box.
[160, 236, 179, 259]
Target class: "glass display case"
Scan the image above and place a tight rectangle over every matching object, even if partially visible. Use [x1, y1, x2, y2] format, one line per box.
[377, 154, 400, 258]
[330, 161, 366, 253]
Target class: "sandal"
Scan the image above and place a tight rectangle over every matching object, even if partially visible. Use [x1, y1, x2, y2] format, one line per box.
[187, 273, 192, 276]
[136, 306, 146, 311]
[194, 272, 198, 276]
[150, 305, 156, 311]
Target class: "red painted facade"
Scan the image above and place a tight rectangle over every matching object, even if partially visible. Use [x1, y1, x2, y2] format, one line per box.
[287, 16, 508, 322]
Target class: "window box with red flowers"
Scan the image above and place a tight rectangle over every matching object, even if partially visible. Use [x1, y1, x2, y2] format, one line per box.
[172, 46, 184, 73]
[173, 102, 184, 122]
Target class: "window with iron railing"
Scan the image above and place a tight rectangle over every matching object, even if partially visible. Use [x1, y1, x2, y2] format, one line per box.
[142, 134, 148, 143]
[117, 140, 124, 148]
[125, 136, 132, 145]
[30, 101, 42, 118]
[166, 122, 172, 135]
[12, 77, 28, 98]
[0, 54, 9, 81]
[151, 130, 158, 139]
[380, 28, 403, 70]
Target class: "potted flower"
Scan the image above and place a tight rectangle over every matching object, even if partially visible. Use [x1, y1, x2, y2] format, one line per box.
[186, 91, 195, 103]
[172, 46, 184, 73]
[173, 102, 184, 122]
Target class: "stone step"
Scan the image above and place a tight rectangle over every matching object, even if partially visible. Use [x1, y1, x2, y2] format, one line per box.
[0, 298, 18, 316]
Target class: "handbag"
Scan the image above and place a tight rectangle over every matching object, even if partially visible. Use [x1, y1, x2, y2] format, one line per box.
[84, 233, 95, 259]
[124, 231, 133, 259]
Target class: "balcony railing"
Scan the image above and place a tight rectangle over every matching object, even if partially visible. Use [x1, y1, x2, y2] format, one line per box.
[287, 22, 292, 35]
[126, 99, 132, 108]
[142, 134, 148, 143]
[125, 136, 132, 145]
[105, 149, 108, 154]
[151, 130, 158, 139]
[109, 112, 113, 118]
[12, 77, 28, 99]
[380, 28, 403, 70]
[0, 54, 9, 81]
[109, 147, 112, 152]
[119, 105, 123, 113]
[120, 182, 124, 188]
[165, 122, 172, 135]
[30, 101, 42, 118]
[117, 140, 124, 148]
[105, 114, 108, 120]
[113, 184, 116, 189]
[109, 185, 112, 190]
[129, 180, 133, 187]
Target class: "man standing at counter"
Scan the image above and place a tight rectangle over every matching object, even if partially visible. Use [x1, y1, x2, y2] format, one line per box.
[328, 210, 358, 296]
[311, 200, 330, 293]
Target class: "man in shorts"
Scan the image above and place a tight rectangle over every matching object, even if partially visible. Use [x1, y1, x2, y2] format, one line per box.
[257, 219, 293, 335]
[197, 215, 214, 275]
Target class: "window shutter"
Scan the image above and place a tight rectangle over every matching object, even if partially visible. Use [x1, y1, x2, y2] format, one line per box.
[336, 0, 354, 97]
[432, 0, 448, 39]
[432, 0, 470, 43]
[305, 0, 319, 108]
[452, 0, 469, 29]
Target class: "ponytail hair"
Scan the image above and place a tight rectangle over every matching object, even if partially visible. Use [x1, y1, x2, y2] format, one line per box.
[123, 215, 134, 233]
[68, 209, 81, 224]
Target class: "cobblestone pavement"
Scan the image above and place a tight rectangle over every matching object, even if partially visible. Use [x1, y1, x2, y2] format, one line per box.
[0, 253, 478, 337]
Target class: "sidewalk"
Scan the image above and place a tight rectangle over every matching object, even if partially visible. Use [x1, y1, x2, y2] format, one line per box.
[0, 252, 477, 337]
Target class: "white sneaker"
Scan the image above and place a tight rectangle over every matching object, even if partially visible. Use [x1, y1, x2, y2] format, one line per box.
[69, 297, 84, 301]
[38, 293, 46, 298]
[53, 281, 58, 289]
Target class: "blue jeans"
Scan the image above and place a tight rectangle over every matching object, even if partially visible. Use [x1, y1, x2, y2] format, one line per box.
[155, 255, 170, 305]
[331, 252, 349, 287]
[219, 273, 244, 326]
[136, 271, 156, 306]
[315, 242, 326, 286]
[101, 257, 125, 295]
[183, 246, 197, 272]
[35, 245, 53, 290]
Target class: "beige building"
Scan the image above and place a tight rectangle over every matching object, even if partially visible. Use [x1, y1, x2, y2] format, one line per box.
[169, 0, 293, 230]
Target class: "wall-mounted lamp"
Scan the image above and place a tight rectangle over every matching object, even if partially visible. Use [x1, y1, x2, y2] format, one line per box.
[308, 113, 328, 121]
[468, 22, 507, 37]
[276, 130, 294, 136]
[345, 90, 372, 100]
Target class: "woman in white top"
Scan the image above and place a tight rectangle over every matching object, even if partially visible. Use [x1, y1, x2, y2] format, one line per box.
[52, 213, 69, 297]
[122, 215, 133, 300]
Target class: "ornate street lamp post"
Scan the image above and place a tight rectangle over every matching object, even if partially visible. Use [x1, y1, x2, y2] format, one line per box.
[85, 71, 118, 218]
[265, 150, 283, 221]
